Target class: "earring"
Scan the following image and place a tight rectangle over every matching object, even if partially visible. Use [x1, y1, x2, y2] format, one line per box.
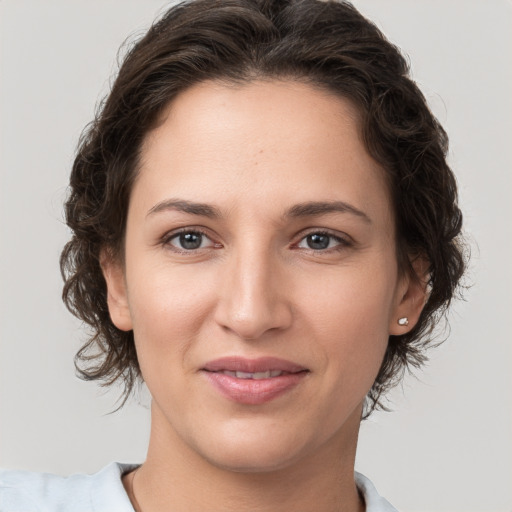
[397, 317, 409, 326]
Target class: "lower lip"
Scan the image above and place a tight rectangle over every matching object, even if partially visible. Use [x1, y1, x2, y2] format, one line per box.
[203, 371, 307, 405]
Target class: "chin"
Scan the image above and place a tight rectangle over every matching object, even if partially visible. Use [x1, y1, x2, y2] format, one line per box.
[202, 443, 306, 474]
[187, 418, 328, 474]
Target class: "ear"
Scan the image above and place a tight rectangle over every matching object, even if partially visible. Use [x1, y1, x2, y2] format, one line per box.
[100, 249, 133, 332]
[389, 256, 429, 336]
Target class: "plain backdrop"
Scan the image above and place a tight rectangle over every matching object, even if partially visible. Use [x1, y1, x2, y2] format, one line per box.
[1, 1, 511, 511]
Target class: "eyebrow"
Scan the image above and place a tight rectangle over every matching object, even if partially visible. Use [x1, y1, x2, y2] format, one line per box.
[147, 199, 221, 218]
[285, 201, 372, 224]
[147, 198, 371, 224]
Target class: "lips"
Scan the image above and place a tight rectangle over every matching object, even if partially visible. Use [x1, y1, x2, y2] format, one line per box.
[202, 357, 309, 405]
[215, 369, 284, 379]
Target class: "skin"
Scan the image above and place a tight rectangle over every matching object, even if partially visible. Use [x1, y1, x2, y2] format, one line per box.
[103, 80, 426, 512]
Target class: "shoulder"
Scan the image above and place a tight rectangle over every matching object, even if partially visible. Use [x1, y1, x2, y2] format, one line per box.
[355, 472, 399, 512]
[0, 462, 138, 512]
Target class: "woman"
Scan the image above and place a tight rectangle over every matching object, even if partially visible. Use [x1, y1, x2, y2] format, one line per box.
[0, 0, 465, 510]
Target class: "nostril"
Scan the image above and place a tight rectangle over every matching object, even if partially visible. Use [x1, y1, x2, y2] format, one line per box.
[215, 307, 292, 341]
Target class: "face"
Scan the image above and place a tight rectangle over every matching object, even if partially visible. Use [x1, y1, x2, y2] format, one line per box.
[104, 80, 424, 472]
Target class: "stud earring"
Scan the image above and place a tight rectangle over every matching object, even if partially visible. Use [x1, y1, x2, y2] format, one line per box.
[397, 317, 409, 326]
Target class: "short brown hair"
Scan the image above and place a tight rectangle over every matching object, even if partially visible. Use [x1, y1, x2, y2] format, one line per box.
[60, 0, 466, 416]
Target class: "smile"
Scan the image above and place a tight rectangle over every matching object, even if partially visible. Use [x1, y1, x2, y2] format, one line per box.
[217, 370, 285, 379]
[202, 357, 309, 405]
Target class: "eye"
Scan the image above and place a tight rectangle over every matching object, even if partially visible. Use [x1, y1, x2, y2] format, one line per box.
[296, 232, 348, 251]
[166, 230, 215, 251]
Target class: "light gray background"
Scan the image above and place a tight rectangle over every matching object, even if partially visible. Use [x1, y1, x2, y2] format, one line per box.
[1, 1, 511, 511]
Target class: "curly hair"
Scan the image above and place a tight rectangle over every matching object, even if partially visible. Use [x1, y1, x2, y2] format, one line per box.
[60, 0, 466, 416]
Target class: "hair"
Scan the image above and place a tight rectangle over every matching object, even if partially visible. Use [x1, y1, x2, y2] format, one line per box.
[60, 0, 466, 417]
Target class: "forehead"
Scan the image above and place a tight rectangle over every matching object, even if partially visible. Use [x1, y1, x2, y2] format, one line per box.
[136, 79, 391, 225]
[147, 79, 363, 159]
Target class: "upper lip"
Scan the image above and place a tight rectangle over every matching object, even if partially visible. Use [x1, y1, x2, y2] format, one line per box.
[202, 356, 308, 374]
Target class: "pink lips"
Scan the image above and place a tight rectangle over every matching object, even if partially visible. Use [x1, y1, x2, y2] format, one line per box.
[202, 357, 308, 405]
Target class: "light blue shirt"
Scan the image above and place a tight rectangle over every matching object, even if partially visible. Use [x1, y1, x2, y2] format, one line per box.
[0, 462, 398, 511]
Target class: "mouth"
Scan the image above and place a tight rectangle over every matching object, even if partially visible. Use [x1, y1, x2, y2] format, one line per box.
[202, 356, 307, 374]
[213, 369, 288, 379]
[201, 357, 309, 405]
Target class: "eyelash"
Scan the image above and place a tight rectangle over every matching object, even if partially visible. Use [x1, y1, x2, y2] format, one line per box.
[293, 230, 353, 253]
[162, 228, 218, 253]
[161, 229, 353, 253]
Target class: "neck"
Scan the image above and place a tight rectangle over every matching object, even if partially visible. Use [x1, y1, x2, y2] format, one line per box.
[126, 402, 365, 512]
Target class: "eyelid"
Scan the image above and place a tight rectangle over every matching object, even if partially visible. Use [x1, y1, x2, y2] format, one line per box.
[161, 227, 221, 251]
[159, 226, 353, 253]
[292, 228, 354, 251]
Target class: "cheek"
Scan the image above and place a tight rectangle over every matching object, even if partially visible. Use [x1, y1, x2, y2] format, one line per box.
[125, 261, 217, 376]
[298, 263, 396, 372]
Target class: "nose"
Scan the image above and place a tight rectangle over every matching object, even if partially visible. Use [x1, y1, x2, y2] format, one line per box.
[214, 247, 293, 340]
